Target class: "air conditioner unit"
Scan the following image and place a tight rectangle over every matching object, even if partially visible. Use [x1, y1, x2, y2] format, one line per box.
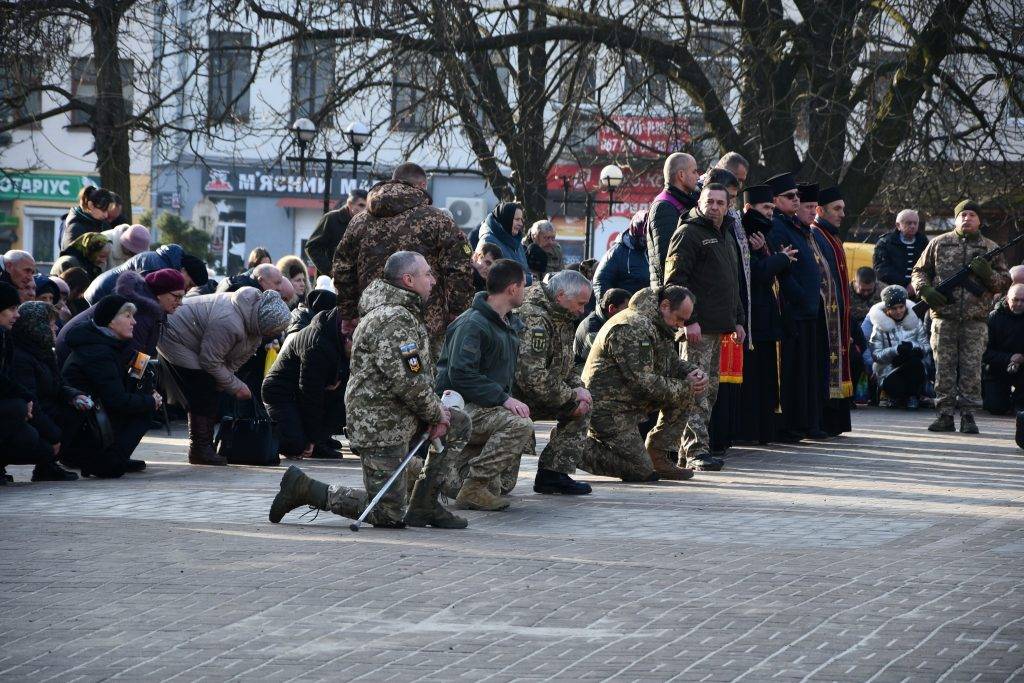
[445, 197, 488, 229]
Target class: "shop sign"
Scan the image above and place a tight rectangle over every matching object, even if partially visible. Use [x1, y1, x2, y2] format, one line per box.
[201, 164, 368, 198]
[596, 116, 691, 156]
[0, 172, 101, 202]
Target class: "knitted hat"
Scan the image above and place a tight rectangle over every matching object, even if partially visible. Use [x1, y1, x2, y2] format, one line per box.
[743, 184, 773, 205]
[180, 254, 210, 286]
[797, 183, 819, 203]
[765, 173, 797, 197]
[94, 294, 131, 328]
[257, 289, 291, 335]
[818, 186, 843, 206]
[954, 199, 982, 219]
[306, 289, 337, 314]
[49, 275, 70, 301]
[881, 285, 908, 308]
[0, 281, 19, 310]
[144, 268, 186, 296]
[120, 224, 152, 255]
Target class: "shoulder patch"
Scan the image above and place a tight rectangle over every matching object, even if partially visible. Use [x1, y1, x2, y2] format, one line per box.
[701, 238, 719, 246]
[399, 341, 422, 374]
[462, 242, 472, 256]
[530, 326, 547, 353]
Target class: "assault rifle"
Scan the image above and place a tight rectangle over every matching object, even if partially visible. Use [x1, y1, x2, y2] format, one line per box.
[912, 230, 1024, 318]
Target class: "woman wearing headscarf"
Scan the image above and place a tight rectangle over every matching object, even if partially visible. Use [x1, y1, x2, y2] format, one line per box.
[477, 201, 532, 284]
[157, 288, 291, 466]
[51, 232, 111, 282]
[61, 294, 162, 478]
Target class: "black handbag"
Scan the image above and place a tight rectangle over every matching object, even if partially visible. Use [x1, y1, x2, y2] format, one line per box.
[214, 398, 280, 466]
[83, 402, 115, 451]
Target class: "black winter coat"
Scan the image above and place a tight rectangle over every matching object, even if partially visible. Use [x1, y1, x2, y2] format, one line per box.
[574, 307, 607, 369]
[593, 230, 649, 300]
[61, 206, 109, 249]
[262, 309, 348, 443]
[11, 340, 81, 444]
[873, 230, 928, 288]
[645, 185, 696, 288]
[61, 323, 156, 417]
[0, 327, 33, 431]
[216, 271, 260, 293]
[743, 210, 790, 342]
[983, 303, 1024, 374]
[305, 206, 355, 276]
[768, 210, 821, 323]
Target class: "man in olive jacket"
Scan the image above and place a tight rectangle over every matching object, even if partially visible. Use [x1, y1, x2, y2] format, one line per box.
[661, 183, 745, 471]
[436, 259, 535, 511]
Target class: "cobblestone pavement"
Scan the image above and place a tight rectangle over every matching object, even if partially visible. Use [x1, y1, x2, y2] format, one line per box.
[2, 407, 1023, 682]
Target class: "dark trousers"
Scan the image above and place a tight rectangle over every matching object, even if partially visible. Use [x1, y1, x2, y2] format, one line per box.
[881, 358, 927, 402]
[61, 411, 151, 477]
[737, 341, 779, 444]
[265, 402, 306, 457]
[167, 363, 221, 418]
[780, 318, 822, 437]
[4, 421, 56, 467]
[983, 369, 1024, 415]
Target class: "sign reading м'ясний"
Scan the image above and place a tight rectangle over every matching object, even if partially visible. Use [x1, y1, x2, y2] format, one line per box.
[201, 165, 368, 198]
[0, 172, 101, 202]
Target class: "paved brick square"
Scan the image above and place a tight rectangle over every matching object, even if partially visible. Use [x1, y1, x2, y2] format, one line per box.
[1, 407, 1023, 681]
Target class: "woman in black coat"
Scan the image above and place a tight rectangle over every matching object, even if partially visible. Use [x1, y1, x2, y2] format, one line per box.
[61, 295, 162, 478]
[11, 302, 92, 459]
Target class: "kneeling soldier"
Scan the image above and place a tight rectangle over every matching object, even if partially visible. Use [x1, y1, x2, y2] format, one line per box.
[580, 286, 708, 481]
[513, 270, 595, 495]
[269, 251, 468, 529]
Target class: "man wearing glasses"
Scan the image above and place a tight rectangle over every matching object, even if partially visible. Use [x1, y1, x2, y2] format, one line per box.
[766, 173, 828, 442]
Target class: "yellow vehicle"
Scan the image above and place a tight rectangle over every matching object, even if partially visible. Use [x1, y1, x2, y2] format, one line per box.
[843, 241, 875, 274]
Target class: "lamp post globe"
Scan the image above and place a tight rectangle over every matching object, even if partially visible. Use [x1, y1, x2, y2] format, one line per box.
[345, 121, 370, 150]
[291, 117, 316, 146]
[599, 164, 624, 191]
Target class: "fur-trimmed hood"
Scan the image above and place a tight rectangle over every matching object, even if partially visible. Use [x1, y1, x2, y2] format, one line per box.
[867, 300, 920, 334]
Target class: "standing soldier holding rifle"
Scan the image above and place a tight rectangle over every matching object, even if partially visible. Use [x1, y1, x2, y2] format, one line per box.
[911, 200, 1011, 434]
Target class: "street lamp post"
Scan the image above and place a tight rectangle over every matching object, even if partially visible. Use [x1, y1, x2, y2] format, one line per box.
[561, 164, 625, 260]
[287, 118, 373, 215]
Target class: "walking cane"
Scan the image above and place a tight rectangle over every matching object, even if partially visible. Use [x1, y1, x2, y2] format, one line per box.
[349, 432, 441, 532]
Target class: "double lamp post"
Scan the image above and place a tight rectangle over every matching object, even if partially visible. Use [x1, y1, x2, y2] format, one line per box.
[288, 118, 372, 214]
[559, 164, 625, 259]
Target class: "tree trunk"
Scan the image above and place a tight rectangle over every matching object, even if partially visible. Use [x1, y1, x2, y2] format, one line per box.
[89, 0, 133, 220]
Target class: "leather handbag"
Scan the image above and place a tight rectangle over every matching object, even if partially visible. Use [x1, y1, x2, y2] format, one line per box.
[83, 401, 116, 451]
[214, 398, 280, 466]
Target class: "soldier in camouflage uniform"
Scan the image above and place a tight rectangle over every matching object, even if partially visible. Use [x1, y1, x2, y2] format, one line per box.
[270, 251, 469, 529]
[579, 286, 708, 482]
[513, 271, 595, 495]
[332, 164, 473, 356]
[911, 200, 1009, 434]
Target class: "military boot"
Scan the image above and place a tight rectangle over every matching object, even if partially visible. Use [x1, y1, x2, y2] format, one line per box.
[686, 452, 724, 472]
[927, 414, 955, 432]
[646, 447, 695, 481]
[533, 468, 592, 495]
[405, 468, 468, 529]
[188, 413, 227, 466]
[269, 465, 329, 523]
[456, 478, 511, 511]
[959, 413, 980, 434]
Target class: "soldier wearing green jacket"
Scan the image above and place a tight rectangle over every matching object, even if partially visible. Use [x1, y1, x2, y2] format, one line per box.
[436, 259, 535, 511]
[513, 272, 594, 496]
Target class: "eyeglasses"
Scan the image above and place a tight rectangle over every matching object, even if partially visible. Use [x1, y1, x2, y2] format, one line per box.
[778, 192, 799, 200]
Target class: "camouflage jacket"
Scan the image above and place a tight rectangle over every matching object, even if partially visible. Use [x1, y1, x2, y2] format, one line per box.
[332, 180, 474, 339]
[344, 279, 444, 448]
[582, 288, 698, 413]
[513, 283, 583, 410]
[910, 229, 1010, 322]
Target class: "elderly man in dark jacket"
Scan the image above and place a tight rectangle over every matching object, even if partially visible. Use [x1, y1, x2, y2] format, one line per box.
[661, 183, 745, 471]
[982, 284, 1024, 414]
[874, 209, 928, 292]
[766, 173, 826, 441]
[593, 210, 650, 301]
[263, 307, 348, 459]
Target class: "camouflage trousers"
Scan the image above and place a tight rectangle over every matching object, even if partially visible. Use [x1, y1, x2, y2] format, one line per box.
[441, 403, 534, 497]
[577, 402, 686, 482]
[931, 318, 987, 416]
[531, 402, 590, 475]
[339, 409, 471, 526]
[647, 334, 720, 460]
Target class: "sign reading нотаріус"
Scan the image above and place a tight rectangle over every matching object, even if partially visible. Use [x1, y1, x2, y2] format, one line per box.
[0, 172, 101, 202]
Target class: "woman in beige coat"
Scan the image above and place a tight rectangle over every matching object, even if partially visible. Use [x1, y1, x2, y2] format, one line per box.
[158, 287, 291, 465]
